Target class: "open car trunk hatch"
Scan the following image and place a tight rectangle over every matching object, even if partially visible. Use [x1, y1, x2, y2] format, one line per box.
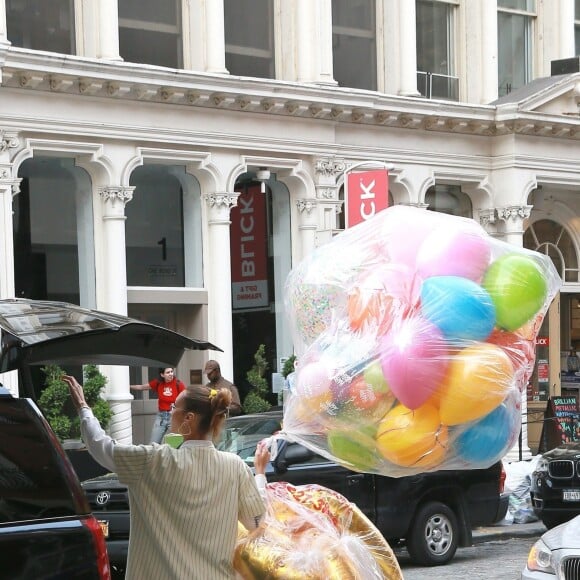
[0, 299, 221, 398]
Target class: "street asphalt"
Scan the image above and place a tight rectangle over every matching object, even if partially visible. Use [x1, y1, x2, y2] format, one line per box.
[472, 520, 547, 544]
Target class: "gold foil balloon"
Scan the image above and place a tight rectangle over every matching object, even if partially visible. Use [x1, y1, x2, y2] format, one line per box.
[235, 482, 403, 580]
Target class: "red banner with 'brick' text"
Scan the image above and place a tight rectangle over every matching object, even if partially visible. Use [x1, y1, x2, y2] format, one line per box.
[230, 185, 269, 310]
[346, 169, 389, 228]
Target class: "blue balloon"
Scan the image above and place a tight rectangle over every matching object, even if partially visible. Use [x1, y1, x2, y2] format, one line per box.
[456, 404, 513, 464]
[420, 276, 496, 342]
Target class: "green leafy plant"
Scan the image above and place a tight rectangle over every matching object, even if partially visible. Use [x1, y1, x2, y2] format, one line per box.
[38, 364, 112, 442]
[242, 344, 271, 414]
[282, 354, 297, 379]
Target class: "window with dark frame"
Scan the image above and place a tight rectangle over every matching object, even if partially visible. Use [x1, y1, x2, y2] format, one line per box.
[332, 0, 377, 91]
[118, 0, 182, 69]
[224, 0, 275, 79]
[6, 0, 75, 55]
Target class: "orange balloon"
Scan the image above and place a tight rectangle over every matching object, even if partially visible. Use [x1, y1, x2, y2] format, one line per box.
[375, 403, 447, 468]
[347, 286, 391, 333]
[487, 328, 535, 380]
[439, 343, 514, 426]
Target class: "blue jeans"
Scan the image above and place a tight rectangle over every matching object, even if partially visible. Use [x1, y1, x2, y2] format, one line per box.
[150, 411, 171, 444]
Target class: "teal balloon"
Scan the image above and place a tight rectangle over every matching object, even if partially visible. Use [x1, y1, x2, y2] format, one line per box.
[420, 276, 496, 342]
[456, 405, 512, 464]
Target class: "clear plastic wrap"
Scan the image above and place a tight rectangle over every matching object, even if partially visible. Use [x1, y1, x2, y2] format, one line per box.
[234, 482, 403, 579]
[283, 205, 562, 476]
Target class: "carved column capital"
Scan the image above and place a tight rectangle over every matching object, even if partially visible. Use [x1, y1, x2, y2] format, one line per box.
[203, 192, 238, 210]
[203, 192, 240, 223]
[0, 131, 19, 154]
[297, 198, 317, 214]
[478, 208, 496, 227]
[496, 205, 533, 223]
[99, 186, 135, 206]
[314, 156, 347, 178]
[0, 164, 21, 197]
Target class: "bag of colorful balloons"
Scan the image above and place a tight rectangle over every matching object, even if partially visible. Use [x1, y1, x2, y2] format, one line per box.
[283, 205, 561, 476]
[234, 482, 403, 579]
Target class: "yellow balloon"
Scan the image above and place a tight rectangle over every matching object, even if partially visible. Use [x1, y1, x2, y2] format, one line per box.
[375, 403, 447, 468]
[439, 343, 514, 426]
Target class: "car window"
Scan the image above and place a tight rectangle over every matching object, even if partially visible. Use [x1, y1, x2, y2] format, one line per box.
[285, 442, 332, 467]
[0, 399, 78, 523]
[217, 415, 282, 463]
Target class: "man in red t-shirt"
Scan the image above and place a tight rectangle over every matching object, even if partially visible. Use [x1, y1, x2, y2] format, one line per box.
[130, 367, 186, 443]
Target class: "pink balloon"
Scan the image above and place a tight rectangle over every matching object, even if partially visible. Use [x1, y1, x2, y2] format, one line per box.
[295, 360, 332, 399]
[380, 206, 440, 268]
[379, 317, 449, 409]
[416, 226, 491, 282]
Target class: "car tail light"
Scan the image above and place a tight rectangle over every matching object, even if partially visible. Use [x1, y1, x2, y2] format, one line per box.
[83, 515, 111, 579]
[499, 462, 506, 494]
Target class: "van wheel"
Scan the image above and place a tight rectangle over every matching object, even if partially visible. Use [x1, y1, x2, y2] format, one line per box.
[407, 501, 459, 566]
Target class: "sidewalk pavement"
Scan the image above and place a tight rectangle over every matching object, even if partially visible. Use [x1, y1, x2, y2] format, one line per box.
[472, 520, 547, 544]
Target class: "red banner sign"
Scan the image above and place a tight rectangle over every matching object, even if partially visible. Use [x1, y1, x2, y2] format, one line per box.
[230, 186, 269, 310]
[346, 169, 389, 228]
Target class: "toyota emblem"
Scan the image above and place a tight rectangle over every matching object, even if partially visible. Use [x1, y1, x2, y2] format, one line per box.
[96, 491, 111, 506]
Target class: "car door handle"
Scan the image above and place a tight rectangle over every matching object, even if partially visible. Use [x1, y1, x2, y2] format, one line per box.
[347, 474, 365, 485]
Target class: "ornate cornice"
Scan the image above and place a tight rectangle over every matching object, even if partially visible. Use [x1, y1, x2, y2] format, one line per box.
[1, 50, 579, 139]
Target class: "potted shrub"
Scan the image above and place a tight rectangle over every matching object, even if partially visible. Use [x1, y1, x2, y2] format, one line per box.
[242, 344, 272, 414]
[38, 364, 112, 480]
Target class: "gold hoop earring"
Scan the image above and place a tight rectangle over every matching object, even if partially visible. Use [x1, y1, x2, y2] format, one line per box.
[178, 421, 192, 437]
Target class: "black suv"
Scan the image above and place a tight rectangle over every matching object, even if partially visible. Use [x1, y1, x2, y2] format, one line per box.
[0, 298, 218, 579]
[531, 442, 580, 529]
[83, 409, 509, 571]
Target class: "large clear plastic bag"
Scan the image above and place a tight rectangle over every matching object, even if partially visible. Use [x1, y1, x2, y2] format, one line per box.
[234, 482, 403, 579]
[283, 206, 561, 477]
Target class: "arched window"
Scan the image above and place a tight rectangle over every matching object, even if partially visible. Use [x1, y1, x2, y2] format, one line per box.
[524, 219, 578, 283]
[425, 185, 472, 218]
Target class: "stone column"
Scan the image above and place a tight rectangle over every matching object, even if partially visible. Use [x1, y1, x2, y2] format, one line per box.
[398, 0, 419, 97]
[296, 198, 318, 257]
[0, 133, 19, 301]
[496, 204, 534, 462]
[480, 0, 499, 104]
[185, 0, 228, 73]
[98, 186, 135, 444]
[0, 141, 21, 395]
[558, 0, 575, 57]
[203, 192, 239, 382]
[0, 0, 8, 44]
[294, 0, 334, 83]
[97, 0, 121, 60]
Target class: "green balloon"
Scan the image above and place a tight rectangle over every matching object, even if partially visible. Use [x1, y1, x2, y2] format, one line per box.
[363, 361, 389, 394]
[328, 427, 379, 472]
[482, 253, 548, 332]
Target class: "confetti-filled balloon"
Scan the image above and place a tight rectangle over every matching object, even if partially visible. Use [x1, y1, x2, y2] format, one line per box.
[282, 205, 561, 477]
